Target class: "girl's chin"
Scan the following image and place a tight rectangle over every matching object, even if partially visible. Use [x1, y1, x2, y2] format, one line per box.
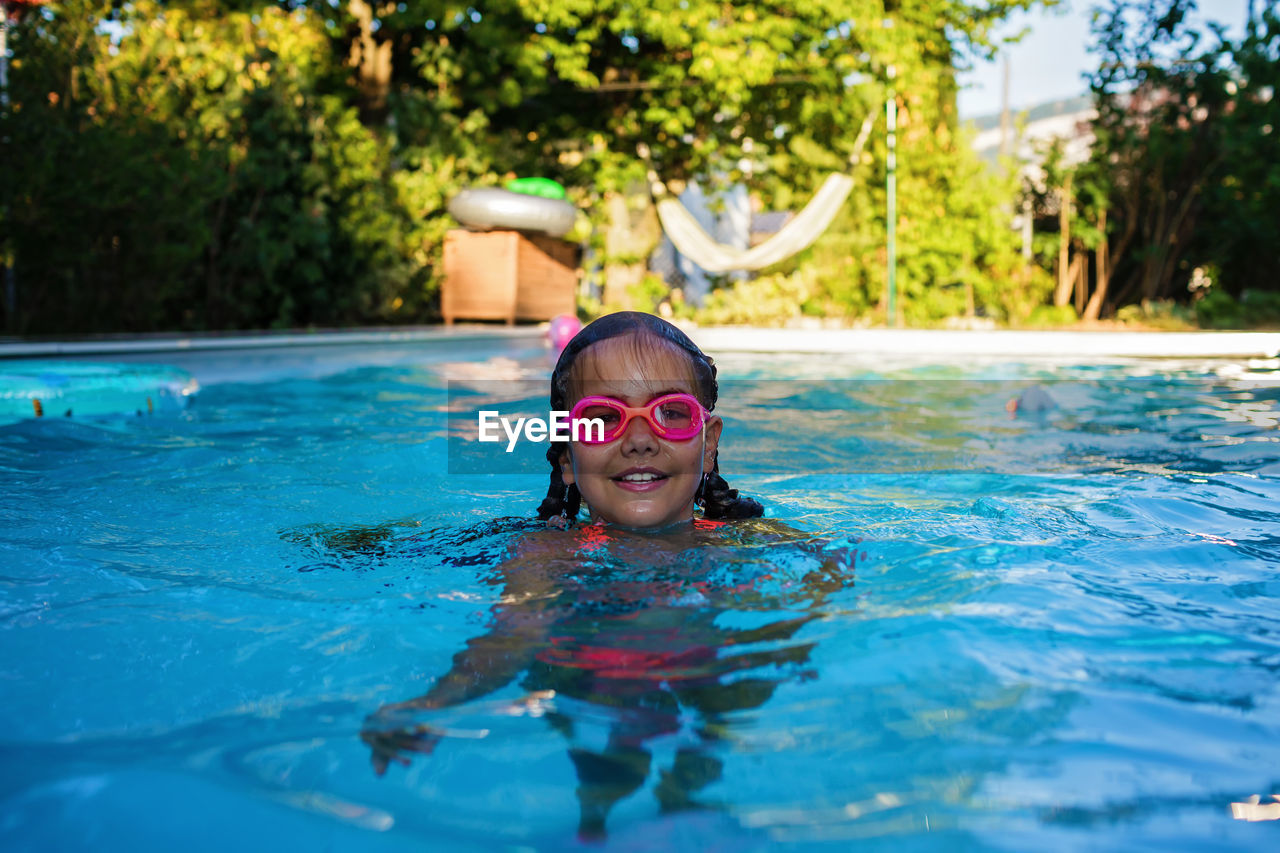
[588, 502, 697, 532]
[592, 517, 696, 533]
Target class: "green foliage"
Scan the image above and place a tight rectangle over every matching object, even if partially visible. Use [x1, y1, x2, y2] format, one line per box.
[1192, 289, 1244, 329]
[1076, 0, 1280, 315]
[696, 271, 814, 327]
[1195, 7, 1280, 298]
[2, 0, 1055, 333]
[1238, 290, 1280, 327]
[1113, 299, 1196, 330]
[5, 0, 417, 332]
[1026, 304, 1079, 327]
[770, 81, 1040, 326]
[1195, 289, 1280, 329]
[623, 273, 670, 316]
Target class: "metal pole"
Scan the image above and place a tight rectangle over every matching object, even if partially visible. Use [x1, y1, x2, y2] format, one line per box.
[999, 54, 1010, 159]
[1021, 197, 1033, 262]
[885, 65, 897, 328]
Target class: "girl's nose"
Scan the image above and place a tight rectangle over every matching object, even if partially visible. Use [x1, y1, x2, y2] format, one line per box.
[619, 414, 659, 454]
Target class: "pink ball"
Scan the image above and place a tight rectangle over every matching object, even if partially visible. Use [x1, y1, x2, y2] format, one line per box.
[547, 314, 582, 354]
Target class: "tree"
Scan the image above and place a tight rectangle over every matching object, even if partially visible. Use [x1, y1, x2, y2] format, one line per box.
[2, 0, 1059, 332]
[1078, 0, 1280, 318]
[4, 0, 417, 332]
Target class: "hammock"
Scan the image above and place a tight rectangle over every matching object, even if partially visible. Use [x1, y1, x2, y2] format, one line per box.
[648, 111, 877, 273]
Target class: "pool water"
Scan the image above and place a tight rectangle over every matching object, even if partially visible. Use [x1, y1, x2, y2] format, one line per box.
[1, 338, 1278, 850]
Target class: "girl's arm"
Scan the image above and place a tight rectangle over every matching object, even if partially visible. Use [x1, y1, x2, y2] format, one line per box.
[362, 539, 567, 771]
[377, 605, 555, 712]
[378, 535, 567, 710]
[361, 601, 554, 774]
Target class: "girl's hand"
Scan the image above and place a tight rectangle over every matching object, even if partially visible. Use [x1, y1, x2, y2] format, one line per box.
[361, 701, 444, 775]
[360, 719, 443, 776]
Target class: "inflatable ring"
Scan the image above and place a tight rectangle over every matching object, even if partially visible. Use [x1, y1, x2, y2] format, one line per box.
[448, 187, 577, 237]
[0, 361, 199, 423]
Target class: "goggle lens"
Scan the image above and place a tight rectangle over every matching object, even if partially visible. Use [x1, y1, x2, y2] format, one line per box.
[570, 394, 706, 444]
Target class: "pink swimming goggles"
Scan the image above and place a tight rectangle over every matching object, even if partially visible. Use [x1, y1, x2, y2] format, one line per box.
[569, 393, 709, 444]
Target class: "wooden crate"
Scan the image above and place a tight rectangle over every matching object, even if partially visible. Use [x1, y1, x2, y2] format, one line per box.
[442, 230, 579, 325]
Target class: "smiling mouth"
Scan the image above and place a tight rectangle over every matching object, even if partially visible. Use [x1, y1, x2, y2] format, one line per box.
[612, 470, 669, 490]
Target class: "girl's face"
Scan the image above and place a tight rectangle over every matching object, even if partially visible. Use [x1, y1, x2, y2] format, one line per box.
[559, 334, 722, 530]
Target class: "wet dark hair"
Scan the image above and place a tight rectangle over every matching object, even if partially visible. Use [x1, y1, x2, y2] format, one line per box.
[536, 311, 764, 522]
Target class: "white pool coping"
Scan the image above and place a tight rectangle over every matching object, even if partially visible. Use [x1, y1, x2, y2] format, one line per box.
[690, 327, 1280, 359]
[1, 325, 1278, 360]
[0, 325, 541, 358]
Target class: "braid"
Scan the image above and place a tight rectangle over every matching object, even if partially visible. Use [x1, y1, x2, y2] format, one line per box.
[698, 451, 764, 519]
[536, 442, 582, 521]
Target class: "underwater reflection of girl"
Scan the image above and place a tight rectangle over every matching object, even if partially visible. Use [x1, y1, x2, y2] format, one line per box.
[362, 313, 856, 840]
[362, 521, 856, 841]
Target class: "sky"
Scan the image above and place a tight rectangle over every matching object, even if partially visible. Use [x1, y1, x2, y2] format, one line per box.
[956, 0, 1252, 119]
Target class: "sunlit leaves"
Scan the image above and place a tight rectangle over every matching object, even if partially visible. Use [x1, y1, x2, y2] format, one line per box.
[1079, 0, 1280, 309]
[2, 0, 1062, 331]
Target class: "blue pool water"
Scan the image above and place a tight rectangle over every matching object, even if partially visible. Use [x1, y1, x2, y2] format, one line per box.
[1, 336, 1279, 850]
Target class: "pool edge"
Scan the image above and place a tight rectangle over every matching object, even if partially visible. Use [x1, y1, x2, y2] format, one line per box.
[2, 325, 1278, 360]
[689, 327, 1280, 359]
[0, 325, 545, 359]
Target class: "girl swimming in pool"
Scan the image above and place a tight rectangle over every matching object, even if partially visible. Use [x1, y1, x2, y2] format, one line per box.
[535, 311, 762, 529]
[358, 313, 860, 839]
